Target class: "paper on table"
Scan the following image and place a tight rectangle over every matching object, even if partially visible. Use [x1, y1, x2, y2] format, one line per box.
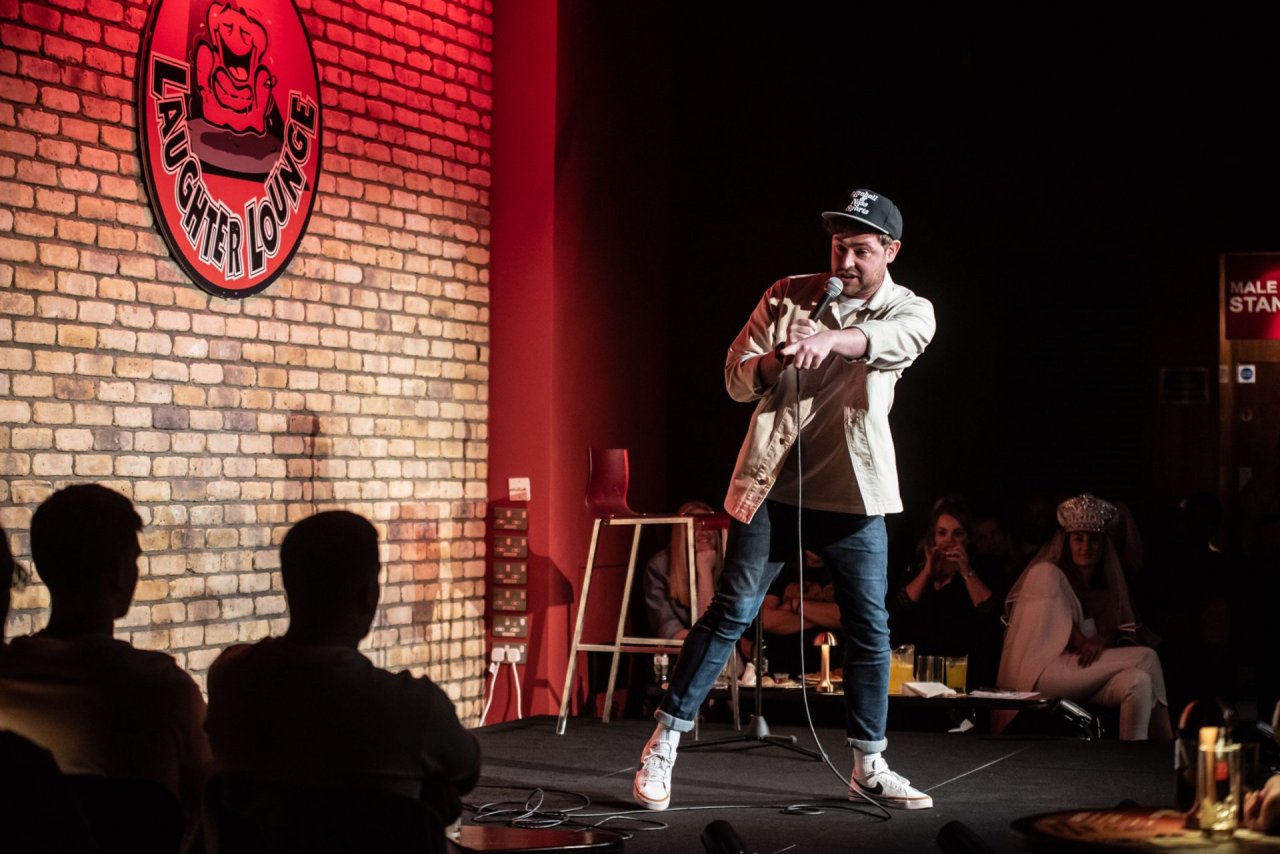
[903, 681, 957, 698]
[968, 689, 1041, 699]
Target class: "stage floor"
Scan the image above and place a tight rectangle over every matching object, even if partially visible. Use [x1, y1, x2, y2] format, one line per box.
[468, 715, 1172, 853]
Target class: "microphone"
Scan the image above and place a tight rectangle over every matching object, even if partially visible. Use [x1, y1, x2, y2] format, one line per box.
[810, 277, 842, 322]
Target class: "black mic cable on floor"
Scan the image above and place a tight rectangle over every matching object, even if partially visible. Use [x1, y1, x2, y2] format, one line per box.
[787, 360, 891, 820]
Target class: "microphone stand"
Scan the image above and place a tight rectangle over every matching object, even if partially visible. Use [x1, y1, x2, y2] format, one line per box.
[681, 608, 821, 759]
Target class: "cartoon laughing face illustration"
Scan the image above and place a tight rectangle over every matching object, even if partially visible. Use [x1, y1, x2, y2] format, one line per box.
[194, 1, 276, 134]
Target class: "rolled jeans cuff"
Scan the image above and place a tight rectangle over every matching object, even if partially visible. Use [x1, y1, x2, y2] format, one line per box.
[654, 708, 696, 733]
[846, 736, 888, 753]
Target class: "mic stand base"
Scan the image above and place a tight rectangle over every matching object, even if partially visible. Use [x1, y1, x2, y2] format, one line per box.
[682, 713, 823, 759]
[681, 612, 822, 761]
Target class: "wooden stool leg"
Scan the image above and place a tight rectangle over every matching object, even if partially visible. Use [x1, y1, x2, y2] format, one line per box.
[556, 519, 604, 735]
[602, 523, 644, 724]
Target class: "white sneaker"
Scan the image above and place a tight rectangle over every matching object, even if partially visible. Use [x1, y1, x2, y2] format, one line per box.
[633, 740, 676, 810]
[849, 756, 933, 810]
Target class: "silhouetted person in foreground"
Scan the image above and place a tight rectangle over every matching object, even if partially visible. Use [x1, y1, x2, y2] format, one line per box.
[1, 521, 18, 635]
[205, 511, 479, 849]
[0, 524, 99, 851]
[0, 484, 211, 843]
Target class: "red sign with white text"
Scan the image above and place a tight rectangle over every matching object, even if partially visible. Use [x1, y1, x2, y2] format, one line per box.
[1225, 254, 1280, 340]
[136, 0, 322, 299]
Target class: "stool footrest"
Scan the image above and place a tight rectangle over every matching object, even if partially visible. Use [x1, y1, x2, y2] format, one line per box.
[576, 640, 684, 654]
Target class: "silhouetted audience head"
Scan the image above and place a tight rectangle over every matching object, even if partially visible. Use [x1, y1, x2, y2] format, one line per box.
[281, 510, 380, 645]
[30, 484, 142, 630]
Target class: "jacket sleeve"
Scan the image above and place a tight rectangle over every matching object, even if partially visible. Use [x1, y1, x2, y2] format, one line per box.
[996, 563, 1077, 691]
[724, 279, 787, 402]
[855, 293, 936, 372]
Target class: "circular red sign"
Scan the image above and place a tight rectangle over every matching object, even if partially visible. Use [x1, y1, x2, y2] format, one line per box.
[137, 0, 322, 298]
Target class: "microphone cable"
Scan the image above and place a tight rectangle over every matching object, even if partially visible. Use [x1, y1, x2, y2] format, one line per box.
[467, 783, 887, 841]
[786, 330, 892, 821]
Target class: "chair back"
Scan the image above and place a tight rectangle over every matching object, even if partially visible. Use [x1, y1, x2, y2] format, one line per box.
[0, 731, 98, 853]
[585, 448, 634, 518]
[68, 773, 183, 854]
[202, 773, 445, 854]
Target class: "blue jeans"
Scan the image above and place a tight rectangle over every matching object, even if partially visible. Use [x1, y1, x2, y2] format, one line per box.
[656, 500, 889, 752]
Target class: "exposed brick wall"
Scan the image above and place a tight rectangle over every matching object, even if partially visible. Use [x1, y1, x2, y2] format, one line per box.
[0, 0, 492, 722]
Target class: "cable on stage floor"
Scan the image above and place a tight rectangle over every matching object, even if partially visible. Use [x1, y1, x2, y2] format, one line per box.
[466, 782, 889, 840]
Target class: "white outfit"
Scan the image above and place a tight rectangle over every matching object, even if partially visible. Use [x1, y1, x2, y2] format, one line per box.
[998, 538, 1168, 740]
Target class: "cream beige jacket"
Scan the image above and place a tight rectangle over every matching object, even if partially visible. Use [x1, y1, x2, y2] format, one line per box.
[722, 271, 935, 523]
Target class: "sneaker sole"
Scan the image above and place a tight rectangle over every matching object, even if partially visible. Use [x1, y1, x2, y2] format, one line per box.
[848, 787, 933, 810]
[633, 781, 670, 811]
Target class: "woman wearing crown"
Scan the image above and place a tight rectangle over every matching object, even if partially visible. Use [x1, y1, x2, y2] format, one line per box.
[997, 494, 1172, 740]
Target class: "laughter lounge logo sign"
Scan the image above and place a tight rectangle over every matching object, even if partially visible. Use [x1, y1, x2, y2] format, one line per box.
[137, 0, 322, 299]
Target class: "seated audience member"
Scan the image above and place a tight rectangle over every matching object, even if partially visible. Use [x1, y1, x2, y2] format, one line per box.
[0, 485, 211, 821]
[1146, 491, 1234, 715]
[1010, 493, 1059, 568]
[759, 551, 843, 678]
[205, 510, 480, 830]
[998, 494, 1172, 741]
[643, 501, 724, 640]
[1108, 499, 1145, 583]
[889, 499, 1004, 689]
[1243, 515, 1280, 733]
[970, 509, 1021, 588]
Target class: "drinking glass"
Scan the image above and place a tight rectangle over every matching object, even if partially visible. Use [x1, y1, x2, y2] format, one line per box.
[915, 655, 944, 684]
[944, 655, 968, 692]
[1198, 742, 1241, 837]
[888, 644, 915, 694]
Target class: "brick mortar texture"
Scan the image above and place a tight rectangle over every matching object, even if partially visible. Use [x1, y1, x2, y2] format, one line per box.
[0, 0, 493, 723]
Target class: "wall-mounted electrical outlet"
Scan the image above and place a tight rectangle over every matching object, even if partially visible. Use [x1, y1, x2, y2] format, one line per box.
[497, 642, 526, 664]
[492, 614, 528, 637]
[492, 587, 528, 612]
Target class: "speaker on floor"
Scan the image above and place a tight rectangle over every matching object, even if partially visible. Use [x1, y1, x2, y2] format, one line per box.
[937, 820, 995, 854]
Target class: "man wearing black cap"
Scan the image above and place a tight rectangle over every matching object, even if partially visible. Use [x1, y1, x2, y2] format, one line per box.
[634, 189, 936, 811]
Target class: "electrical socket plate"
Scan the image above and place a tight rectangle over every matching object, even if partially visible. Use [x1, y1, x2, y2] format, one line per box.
[498, 642, 527, 664]
[493, 561, 527, 584]
[492, 614, 528, 637]
[492, 588, 527, 612]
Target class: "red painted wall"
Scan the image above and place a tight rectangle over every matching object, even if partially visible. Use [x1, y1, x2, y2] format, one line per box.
[488, 0, 671, 720]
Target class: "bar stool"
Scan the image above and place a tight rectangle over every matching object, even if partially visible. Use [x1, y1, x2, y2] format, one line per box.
[556, 448, 711, 734]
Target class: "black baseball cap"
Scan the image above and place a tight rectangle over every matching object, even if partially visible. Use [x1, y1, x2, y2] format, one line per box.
[821, 188, 903, 241]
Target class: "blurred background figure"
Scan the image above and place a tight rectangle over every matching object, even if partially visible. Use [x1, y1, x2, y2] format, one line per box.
[643, 501, 725, 641]
[758, 550, 843, 680]
[890, 497, 1005, 690]
[970, 508, 1021, 589]
[1144, 491, 1234, 717]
